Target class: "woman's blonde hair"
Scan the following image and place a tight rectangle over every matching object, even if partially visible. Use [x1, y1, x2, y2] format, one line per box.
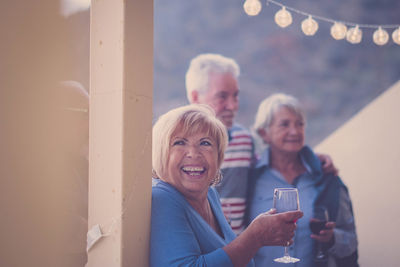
[152, 104, 228, 181]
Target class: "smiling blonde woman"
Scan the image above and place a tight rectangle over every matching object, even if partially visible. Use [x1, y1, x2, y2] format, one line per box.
[151, 104, 303, 267]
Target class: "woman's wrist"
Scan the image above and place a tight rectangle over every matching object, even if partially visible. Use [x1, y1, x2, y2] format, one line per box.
[223, 225, 261, 267]
[245, 219, 264, 248]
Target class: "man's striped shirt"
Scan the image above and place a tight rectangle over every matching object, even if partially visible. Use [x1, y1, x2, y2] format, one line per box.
[214, 124, 254, 235]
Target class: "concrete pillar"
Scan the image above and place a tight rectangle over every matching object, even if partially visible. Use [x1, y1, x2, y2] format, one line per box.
[88, 1, 153, 266]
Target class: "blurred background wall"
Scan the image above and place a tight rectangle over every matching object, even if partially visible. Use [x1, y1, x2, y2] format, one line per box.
[0, 1, 89, 266]
[316, 81, 400, 267]
[0, 0, 152, 266]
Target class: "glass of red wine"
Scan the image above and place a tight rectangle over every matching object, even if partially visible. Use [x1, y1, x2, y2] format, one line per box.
[273, 188, 300, 263]
[310, 206, 329, 261]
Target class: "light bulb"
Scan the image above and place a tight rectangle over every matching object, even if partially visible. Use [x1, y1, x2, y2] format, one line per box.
[301, 16, 318, 36]
[392, 27, 400, 45]
[274, 7, 292, 28]
[373, 27, 389, 46]
[330, 22, 347, 40]
[243, 0, 262, 16]
[346, 25, 362, 44]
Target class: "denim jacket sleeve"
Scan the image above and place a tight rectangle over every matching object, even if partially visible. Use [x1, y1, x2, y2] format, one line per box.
[328, 187, 358, 259]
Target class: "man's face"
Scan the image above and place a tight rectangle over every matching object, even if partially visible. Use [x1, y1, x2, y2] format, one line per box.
[197, 72, 239, 128]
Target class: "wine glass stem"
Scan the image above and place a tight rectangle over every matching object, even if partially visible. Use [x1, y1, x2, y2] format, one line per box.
[284, 246, 290, 257]
[316, 242, 323, 258]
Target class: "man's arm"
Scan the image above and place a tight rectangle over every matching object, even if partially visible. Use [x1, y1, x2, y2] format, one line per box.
[316, 153, 339, 176]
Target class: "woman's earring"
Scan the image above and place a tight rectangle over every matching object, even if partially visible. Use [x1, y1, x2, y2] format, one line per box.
[211, 169, 223, 185]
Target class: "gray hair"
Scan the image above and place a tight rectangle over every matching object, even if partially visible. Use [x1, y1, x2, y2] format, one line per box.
[253, 93, 306, 135]
[185, 53, 240, 103]
[152, 104, 228, 180]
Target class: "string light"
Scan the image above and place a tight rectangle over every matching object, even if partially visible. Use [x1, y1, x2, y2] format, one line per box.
[243, 0, 400, 46]
[243, 0, 262, 16]
[393, 27, 400, 45]
[301, 16, 318, 36]
[330, 22, 347, 40]
[373, 27, 389, 45]
[346, 25, 362, 44]
[274, 6, 292, 28]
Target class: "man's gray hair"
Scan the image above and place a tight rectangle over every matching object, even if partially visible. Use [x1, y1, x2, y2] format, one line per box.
[185, 53, 240, 103]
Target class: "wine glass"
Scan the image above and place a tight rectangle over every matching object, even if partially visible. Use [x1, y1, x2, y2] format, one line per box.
[273, 188, 300, 263]
[310, 206, 329, 262]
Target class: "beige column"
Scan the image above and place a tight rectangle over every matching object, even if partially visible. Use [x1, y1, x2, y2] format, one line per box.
[88, 1, 153, 267]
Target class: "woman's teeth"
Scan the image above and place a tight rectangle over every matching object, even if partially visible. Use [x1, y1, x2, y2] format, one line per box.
[182, 166, 205, 176]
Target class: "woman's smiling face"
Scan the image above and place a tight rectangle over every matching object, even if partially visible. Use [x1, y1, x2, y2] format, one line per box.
[162, 127, 219, 200]
[261, 107, 305, 154]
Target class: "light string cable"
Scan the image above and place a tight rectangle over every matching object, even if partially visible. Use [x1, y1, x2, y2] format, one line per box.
[243, 0, 400, 45]
[266, 0, 400, 29]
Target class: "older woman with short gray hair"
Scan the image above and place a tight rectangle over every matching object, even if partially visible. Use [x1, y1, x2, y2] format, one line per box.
[248, 93, 359, 267]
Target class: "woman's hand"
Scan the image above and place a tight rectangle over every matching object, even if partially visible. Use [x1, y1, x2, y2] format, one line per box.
[311, 221, 336, 243]
[251, 209, 304, 247]
[223, 209, 303, 267]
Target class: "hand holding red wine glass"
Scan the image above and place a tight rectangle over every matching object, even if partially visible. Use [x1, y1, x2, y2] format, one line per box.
[310, 206, 329, 262]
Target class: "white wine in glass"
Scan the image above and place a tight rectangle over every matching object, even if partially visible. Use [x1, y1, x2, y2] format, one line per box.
[273, 188, 300, 264]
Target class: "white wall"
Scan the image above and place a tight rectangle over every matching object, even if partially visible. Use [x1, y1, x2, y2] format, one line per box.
[315, 80, 400, 267]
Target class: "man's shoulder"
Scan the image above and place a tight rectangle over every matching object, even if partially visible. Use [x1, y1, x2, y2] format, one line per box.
[230, 123, 250, 132]
[229, 123, 252, 139]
